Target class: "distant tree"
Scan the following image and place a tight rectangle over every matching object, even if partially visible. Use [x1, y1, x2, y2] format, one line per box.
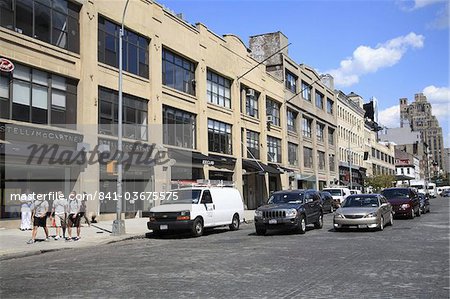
[365, 174, 396, 193]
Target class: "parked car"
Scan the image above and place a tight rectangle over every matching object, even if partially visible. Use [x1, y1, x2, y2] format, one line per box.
[380, 187, 420, 219]
[418, 194, 430, 214]
[323, 187, 351, 205]
[319, 191, 334, 213]
[254, 189, 323, 235]
[333, 194, 393, 231]
[147, 187, 244, 237]
[441, 189, 450, 197]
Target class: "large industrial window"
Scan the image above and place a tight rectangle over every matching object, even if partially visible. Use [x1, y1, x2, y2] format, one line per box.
[267, 136, 281, 163]
[98, 87, 148, 141]
[208, 119, 232, 155]
[162, 48, 195, 95]
[246, 130, 260, 160]
[303, 147, 313, 168]
[266, 98, 281, 126]
[0, 63, 77, 128]
[0, 0, 80, 53]
[163, 105, 196, 149]
[301, 81, 311, 102]
[285, 70, 297, 93]
[302, 117, 312, 138]
[287, 109, 297, 132]
[207, 70, 231, 108]
[98, 16, 149, 78]
[288, 143, 298, 166]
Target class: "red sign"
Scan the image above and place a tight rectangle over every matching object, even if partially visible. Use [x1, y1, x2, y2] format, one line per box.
[0, 58, 14, 72]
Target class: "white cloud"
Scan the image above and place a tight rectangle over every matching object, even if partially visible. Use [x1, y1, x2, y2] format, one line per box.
[427, 3, 450, 29]
[423, 85, 450, 103]
[378, 105, 400, 128]
[327, 32, 424, 87]
[413, 0, 444, 9]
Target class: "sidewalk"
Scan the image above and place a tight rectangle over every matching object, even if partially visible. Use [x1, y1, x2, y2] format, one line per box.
[0, 218, 149, 260]
[0, 210, 255, 260]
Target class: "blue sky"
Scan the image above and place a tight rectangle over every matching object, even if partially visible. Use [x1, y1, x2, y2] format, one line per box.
[158, 0, 450, 146]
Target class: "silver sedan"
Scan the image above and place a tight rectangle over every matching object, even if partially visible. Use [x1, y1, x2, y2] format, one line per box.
[333, 194, 393, 231]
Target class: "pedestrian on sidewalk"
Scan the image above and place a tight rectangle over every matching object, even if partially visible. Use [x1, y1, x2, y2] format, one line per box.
[51, 191, 67, 240]
[79, 192, 90, 227]
[27, 194, 50, 244]
[19, 189, 34, 231]
[67, 191, 81, 241]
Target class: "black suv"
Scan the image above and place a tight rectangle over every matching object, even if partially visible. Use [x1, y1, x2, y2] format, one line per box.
[254, 189, 323, 235]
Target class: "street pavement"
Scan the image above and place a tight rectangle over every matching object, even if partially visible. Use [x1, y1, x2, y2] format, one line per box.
[0, 197, 448, 298]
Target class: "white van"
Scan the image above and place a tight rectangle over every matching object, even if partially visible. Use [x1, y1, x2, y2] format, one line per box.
[147, 187, 244, 237]
[323, 187, 351, 204]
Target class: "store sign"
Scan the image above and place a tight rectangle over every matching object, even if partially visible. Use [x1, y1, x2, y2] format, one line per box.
[0, 58, 14, 72]
[202, 160, 214, 165]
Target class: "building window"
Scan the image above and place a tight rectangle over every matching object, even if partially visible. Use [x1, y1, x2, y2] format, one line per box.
[302, 117, 312, 138]
[328, 128, 335, 145]
[163, 106, 196, 149]
[207, 70, 231, 108]
[98, 87, 148, 141]
[267, 136, 281, 163]
[329, 154, 335, 172]
[326, 98, 334, 114]
[301, 81, 311, 101]
[0, 0, 80, 53]
[316, 123, 324, 142]
[208, 119, 232, 155]
[318, 151, 325, 170]
[0, 63, 77, 127]
[98, 16, 149, 78]
[315, 91, 324, 109]
[245, 89, 259, 118]
[303, 147, 313, 168]
[162, 48, 195, 95]
[266, 98, 280, 126]
[287, 109, 297, 132]
[285, 70, 297, 93]
[246, 130, 260, 160]
[288, 143, 298, 166]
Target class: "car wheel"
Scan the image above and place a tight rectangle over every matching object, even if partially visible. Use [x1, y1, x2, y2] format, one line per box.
[410, 208, 415, 219]
[255, 226, 266, 236]
[314, 213, 323, 229]
[229, 214, 240, 231]
[378, 216, 384, 231]
[191, 217, 204, 237]
[296, 215, 306, 234]
[389, 213, 394, 226]
[416, 207, 421, 217]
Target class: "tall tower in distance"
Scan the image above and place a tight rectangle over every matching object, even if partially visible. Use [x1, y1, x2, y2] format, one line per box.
[399, 98, 408, 128]
[400, 93, 445, 173]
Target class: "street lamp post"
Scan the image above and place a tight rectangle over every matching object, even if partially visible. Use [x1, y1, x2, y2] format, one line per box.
[112, 0, 130, 236]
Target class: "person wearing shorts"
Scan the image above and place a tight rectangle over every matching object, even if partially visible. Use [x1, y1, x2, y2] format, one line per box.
[27, 196, 49, 244]
[51, 191, 67, 240]
[67, 191, 81, 241]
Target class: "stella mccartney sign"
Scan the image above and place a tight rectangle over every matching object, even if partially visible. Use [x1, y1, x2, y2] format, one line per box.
[0, 123, 83, 145]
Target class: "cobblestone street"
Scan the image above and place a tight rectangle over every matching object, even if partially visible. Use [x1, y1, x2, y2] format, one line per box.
[1, 197, 449, 298]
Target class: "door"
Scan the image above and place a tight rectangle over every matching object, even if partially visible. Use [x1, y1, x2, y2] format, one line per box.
[200, 190, 215, 227]
[304, 191, 320, 224]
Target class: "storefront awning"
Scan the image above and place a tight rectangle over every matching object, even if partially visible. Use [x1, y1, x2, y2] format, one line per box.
[242, 159, 280, 174]
[292, 173, 316, 182]
[395, 174, 414, 181]
[208, 154, 236, 168]
[168, 148, 220, 166]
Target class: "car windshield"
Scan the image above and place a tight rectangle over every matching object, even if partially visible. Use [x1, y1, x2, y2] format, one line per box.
[381, 189, 409, 199]
[343, 196, 379, 208]
[162, 189, 202, 204]
[325, 189, 342, 196]
[268, 192, 304, 204]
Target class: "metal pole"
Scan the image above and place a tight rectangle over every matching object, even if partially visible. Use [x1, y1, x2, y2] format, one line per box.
[349, 134, 353, 190]
[112, 0, 130, 236]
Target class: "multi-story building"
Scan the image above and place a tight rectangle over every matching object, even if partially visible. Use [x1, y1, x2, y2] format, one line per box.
[394, 148, 420, 186]
[364, 126, 396, 179]
[0, 1, 339, 224]
[335, 91, 365, 190]
[248, 32, 338, 193]
[400, 93, 445, 174]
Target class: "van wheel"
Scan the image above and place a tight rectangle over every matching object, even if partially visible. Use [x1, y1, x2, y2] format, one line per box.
[191, 217, 204, 237]
[314, 213, 323, 229]
[378, 216, 384, 231]
[229, 214, 240, 231]
[416, 207, 421, 217]
[410, 209, 415, 219]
